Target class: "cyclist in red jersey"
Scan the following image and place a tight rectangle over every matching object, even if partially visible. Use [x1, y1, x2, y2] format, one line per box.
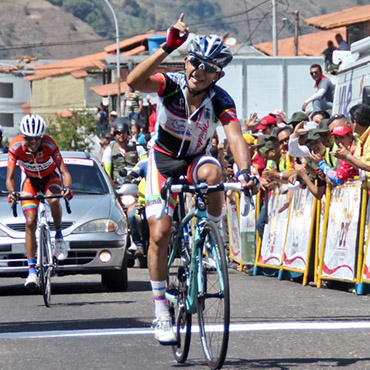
[127, 14, 257, 344]
[6, 114, 72, 290]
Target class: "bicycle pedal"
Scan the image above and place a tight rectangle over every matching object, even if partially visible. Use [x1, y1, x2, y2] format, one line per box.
[165, 287, 178, 302]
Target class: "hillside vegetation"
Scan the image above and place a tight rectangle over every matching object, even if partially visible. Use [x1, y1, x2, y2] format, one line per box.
[0, 0, 369, 59]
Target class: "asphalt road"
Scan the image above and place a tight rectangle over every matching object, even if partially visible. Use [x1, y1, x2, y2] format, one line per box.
[1, 266, 370, 370]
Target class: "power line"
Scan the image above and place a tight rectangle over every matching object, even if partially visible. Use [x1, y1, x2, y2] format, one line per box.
[0, 0, 273, 52]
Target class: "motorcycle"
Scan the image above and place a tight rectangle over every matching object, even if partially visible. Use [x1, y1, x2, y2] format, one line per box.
[116, 169, 149, 268]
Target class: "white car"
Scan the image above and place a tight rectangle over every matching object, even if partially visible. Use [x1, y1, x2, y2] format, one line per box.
[0, 151, 129, 291]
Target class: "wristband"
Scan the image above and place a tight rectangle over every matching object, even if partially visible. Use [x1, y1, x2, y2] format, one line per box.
[346, 152, 351, 160]
[237, 169, 251, 183]
[162, 44, 174, 54]
[279, 172, 284, 180]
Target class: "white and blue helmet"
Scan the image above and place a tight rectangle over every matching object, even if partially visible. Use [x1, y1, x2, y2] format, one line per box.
[188, 35, 233, 69]
[20, 114, 46, 137]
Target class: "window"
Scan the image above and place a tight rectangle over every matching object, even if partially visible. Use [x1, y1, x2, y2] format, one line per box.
[0, 113, 14, 127]
[0, 83, 13, 98]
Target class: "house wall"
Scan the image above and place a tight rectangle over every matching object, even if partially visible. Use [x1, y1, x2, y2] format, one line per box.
[32, 74, 85, 118]
[218, 56, 325, 121]
[0, 73, 31, 139]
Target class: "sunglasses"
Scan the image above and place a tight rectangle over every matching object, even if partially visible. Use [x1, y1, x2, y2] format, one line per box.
[188, 55, 221, 74]
[24, 136, 42, 141]
[279, 137, 289, 145]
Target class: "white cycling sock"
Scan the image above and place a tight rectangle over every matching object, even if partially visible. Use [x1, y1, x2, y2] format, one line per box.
[207, 213, 221, 224]
[150, 280, 168, 317]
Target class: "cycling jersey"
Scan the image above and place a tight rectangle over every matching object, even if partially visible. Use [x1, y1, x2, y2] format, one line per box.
[8, 135, 63, 179]
[152, 71, 238, 158]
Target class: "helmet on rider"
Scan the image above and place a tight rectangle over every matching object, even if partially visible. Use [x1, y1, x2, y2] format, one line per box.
[188, 35, 233, 70]
[112, 117, 130, 135]
[20, 114, 46, 137]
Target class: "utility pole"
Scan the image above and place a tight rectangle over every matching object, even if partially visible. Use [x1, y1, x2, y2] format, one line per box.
[103, 0, 121, 116]
[272, 0, 277, 56]
[294, 11, 299, 56]
[244, 0, 253, 45]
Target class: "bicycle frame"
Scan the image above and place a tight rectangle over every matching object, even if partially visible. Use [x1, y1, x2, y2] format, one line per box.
[167, 186, 225, 315]
[36, 200, 54, 275]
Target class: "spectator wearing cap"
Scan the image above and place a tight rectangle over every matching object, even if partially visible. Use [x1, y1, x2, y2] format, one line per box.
[270, 109, 287, 127]
[109, 110, 117, 122]
[289, 111, 309, 129]
[256, 115, 277, 135]
[0, 126, 8, 153]
[294, 129, 327, 200]
[316, 118, 339, 169]
[302, 64, 335, 113]
[310, 124, 358, 186]
[288, 120, 317, 158]
[331, 104, 370, 187]
[264, 127, 295, 184]
[251, 134, 267, 178]
[102, 117, 138, 184]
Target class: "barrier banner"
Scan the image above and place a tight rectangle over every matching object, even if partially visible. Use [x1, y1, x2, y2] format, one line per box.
[315, 191, 327, 282]
[320, 181, 362, 281]
[258, 191, 289, 267]
[361, 200, 370, 282]
[239, 194, 256, 266]
[283, 188, 315, 272]
[227, 194, 242, 264]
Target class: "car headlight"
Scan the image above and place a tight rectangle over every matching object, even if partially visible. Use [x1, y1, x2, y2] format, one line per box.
[72, 219, 119, 234]
[115, 218, 127, 236]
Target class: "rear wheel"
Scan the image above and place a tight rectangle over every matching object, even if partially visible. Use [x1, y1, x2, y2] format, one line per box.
[167, 223, 191, 363]
[197, 221, 230, 370]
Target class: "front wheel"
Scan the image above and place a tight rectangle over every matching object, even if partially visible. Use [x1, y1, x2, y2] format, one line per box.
[197, 221, 230, 370]
[39, 226, 52, 307]
[167, 223, 191, 363]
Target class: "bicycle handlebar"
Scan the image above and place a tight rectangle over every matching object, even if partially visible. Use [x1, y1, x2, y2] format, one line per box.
[156, 180, 251, 221]
[11, 193, 72, 218]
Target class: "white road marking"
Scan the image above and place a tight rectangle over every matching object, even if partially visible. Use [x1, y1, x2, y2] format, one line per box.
[2, 321, 370, 340]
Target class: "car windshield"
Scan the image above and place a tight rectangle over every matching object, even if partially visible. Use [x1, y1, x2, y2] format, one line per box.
[0, 157, 109, 195]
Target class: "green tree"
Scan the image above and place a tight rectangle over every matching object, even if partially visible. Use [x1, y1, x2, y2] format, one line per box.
[46, 112, 97, 152]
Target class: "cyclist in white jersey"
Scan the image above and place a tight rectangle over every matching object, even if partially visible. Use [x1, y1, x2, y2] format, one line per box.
[127, 13, 256, 345]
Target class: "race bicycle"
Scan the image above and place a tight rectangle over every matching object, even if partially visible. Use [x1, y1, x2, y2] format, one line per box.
[12, 193, 71, 307]
[158, 178, 248, 370]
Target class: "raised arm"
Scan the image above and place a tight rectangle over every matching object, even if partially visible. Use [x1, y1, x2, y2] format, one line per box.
[127, 13, 189, 93]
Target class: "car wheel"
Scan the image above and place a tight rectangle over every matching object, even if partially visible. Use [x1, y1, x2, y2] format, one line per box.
[102, 252, 128, 292]
[138, 255, 147, 269]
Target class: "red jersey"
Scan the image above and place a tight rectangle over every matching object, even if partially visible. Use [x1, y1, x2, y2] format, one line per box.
[8, 135, 63, 179]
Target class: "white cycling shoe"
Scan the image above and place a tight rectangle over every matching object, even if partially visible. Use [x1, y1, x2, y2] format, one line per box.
[152, 312, 176, 345]
[24, 273, 39, 290]
[55, 238, 68, 261]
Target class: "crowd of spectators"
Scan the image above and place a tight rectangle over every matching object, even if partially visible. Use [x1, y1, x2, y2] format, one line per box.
[216, 102, 370, 253]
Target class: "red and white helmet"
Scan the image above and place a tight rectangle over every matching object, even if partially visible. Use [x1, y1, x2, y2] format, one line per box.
[20, 114, 46, 137]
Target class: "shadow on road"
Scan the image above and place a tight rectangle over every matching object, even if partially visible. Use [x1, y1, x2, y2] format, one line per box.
[222, 356, 370, 369]
[0, 278, 151, 296]
[0, 316, 151, 333]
